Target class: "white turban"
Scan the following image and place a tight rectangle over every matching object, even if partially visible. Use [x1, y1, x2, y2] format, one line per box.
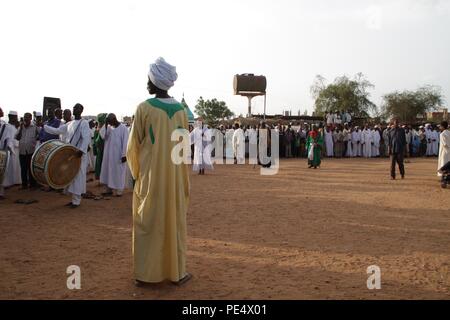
[148, 57, 178, 91]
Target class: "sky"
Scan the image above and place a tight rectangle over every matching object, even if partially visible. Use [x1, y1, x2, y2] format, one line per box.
[0, 0, 449, 119]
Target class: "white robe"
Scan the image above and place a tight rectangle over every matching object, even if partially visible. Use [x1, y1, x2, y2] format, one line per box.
[225, 129, 235, 160]
[99, 124, 129, 191]
[343, 129, 352, 157]
[3, 124, 21, 187]
[351, 130, 361, 157]
[431, 131, 439, 156]
[44, 119, 91, 196]
[371, 130, 381, 157]
[233, 128, 245, 164]
[1, 122, 15, 188]
[438, 130, 450, 176]
[324, 130, 334, 157]
[190, 126, 214, 172]
[361, 129, 373, 158]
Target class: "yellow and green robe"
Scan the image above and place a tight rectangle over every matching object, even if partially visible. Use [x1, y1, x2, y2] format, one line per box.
[127, 98, 190, 283]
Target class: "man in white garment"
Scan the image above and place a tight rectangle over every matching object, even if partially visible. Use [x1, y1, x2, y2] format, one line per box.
[43, 103, 91, 208]
[438, 121, 450, 177]
[342, 124, 351, 157]
[425, 124, 434, 157]
[431, 127, 440, 156]
[3, 111, 21, 187]
[87, 120, 96, 173]
[246, 125, 258, 163]
[190, 118, 213, 175]
[0, 107, 15, 199]
[232, 122, 245, 164]
[371, 126, 381, 157]
[99, 113, 129, 197]
[403, 125, 412, 158]
[361, 125, 373, 158]
[324, 126, 334, 157]
[351, 126, 361, 157]
[225, 125, 235, 163]
[326, 112, 334, 126]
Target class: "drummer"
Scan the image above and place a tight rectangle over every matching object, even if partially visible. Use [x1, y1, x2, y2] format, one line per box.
[43, 103, 91, 208]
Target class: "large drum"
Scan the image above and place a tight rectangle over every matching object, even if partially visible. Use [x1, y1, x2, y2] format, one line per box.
[31, 140, 82, 189]
[0, 150, 9, 185]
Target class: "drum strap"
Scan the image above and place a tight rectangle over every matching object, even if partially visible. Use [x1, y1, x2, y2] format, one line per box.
[69, 120, 84, 148]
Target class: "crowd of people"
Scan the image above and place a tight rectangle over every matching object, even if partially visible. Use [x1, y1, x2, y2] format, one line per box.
[192, 121, 442, 163]
[0, 106, 131, 205]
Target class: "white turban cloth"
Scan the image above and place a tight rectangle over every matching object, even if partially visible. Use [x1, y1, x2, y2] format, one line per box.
[148, 57, 178, 91]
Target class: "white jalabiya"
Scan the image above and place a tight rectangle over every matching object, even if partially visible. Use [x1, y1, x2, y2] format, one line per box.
[1, 121, 15, 195]
[190, 125, 214, 172]
[3, 124, 21, 187]
[361, 129, 373, 158]
[351, 130, 361, 157]
[343, 129, 352, 157]
[371, 130, 381, 157]
[233, 128, 245, 164]
[431, 130, 440, 156]
[99, 123, 129, 192]
[324, 130, 334, 157]
[438, 130, 450, 176]
[44, 119, 91, 205]
[225, 129, 235, 160]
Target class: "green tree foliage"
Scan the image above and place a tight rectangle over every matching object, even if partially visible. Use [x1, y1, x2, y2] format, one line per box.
[311, 73, 376, 117]
[194, 97, 234, 127]
[381, 85, 444, 123]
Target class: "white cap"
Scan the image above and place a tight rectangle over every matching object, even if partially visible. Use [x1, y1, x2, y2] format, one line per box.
[35, 112, 42, 117]
[8, 111, 18, 116]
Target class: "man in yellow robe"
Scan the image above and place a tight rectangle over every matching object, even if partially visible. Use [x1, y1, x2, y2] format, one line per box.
[127, 57, 191, 286]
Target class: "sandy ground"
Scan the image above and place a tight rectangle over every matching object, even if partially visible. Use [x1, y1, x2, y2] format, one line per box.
[0, 158, 449, 300]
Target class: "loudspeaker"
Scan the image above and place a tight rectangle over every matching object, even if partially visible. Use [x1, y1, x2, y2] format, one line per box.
[42, 97, 61, 121]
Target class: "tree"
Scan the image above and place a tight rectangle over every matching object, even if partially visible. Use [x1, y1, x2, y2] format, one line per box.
[310, 73, 376, 117]
[194, 97, 234, 127]
[381, 85, 444, 123]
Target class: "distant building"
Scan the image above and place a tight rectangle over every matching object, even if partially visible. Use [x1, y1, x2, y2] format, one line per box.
[426, 108, 449, 122]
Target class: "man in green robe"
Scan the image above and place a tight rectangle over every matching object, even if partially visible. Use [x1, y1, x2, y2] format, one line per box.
[306, 125, 324, 169]
[93, 113, 107, 180]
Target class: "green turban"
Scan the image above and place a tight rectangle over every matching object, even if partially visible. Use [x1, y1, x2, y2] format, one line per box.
[97, 113, 107, 124]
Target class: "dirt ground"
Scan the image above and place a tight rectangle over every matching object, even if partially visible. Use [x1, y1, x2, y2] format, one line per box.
[0, 158, 449, 300]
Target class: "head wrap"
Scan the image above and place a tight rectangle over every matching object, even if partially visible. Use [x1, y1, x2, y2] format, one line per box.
[97, 113, 107, 124]
[148, 57, 178, 91]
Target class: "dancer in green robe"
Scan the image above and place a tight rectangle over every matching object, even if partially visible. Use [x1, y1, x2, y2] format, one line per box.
[93, 113, 107, 180]
[306, 125, 324, 169]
